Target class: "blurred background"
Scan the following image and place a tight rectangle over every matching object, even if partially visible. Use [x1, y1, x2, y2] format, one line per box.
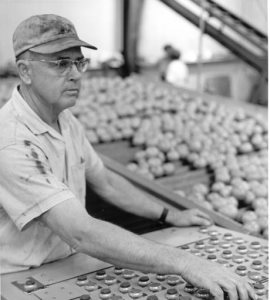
[0, 0, 268, 237]
[0, 0, 268, 104]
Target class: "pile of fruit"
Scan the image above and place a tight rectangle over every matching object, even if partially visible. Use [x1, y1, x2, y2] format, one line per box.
[71, 76, 268, 238]
[186, 149, 268, 238]
[0, 75, 267, 237]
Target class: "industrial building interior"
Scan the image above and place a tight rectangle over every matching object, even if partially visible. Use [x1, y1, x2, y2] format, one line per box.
[0, 1, 268, 300]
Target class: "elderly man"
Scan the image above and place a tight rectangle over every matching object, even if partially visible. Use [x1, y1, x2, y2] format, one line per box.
[0, 14, 254, 300]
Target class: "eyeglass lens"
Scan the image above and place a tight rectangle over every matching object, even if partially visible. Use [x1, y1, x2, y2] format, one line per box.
[59, 59, 89, 73]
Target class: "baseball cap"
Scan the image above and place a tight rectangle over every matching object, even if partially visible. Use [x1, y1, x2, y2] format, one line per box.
[13, 14, 97, 57]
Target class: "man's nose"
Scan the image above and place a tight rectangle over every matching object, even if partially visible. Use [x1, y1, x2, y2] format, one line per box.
[69, 63, 82, 80]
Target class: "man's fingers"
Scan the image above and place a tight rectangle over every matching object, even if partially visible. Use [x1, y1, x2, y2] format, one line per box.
[194, 209, 212, 221]
[221, 283, 239, 300]
[240, 282, 256, 300]
[193, 215, 212, 226]
[237, 285, 249, 300]
[209, 284, 225, 300]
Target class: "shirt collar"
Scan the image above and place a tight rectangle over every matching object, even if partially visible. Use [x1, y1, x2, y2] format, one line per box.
[12, 85, 65, 140]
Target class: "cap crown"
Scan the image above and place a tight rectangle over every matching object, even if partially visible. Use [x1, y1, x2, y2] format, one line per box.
[13, 14, 79, 57]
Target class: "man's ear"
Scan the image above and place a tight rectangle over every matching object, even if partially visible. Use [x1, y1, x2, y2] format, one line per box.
[16, 60, 32, 84]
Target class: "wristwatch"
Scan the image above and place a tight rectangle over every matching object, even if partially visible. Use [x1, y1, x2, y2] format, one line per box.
[158, 207, 169, 224]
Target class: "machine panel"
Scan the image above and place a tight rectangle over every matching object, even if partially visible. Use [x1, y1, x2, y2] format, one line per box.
[1, 226, 268, 300]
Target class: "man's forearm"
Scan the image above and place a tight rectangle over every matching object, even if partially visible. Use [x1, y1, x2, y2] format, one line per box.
[77, 215, 185, 275]
[97, 170, 166, 222]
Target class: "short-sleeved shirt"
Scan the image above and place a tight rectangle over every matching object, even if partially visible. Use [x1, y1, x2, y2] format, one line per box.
[166, 60, 189, 87]
[0, 86, 104, 274]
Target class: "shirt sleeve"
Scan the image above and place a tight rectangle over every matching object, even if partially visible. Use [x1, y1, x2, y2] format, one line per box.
[67, 109, 104, 173]
[83, 136, 104, 173]
[0, 142, 76, 231]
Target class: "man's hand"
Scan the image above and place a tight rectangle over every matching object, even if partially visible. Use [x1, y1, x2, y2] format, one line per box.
[181, 252, 256, 300]
[167, 208, 213, 227]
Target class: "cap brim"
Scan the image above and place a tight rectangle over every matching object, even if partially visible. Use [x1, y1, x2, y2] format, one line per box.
[29, 36, 97, 54]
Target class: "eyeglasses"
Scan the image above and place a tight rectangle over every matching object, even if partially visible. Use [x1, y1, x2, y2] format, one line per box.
[26, 58, 90, 74]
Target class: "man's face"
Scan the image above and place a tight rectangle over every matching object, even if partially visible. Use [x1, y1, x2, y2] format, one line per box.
[26, 47, 84, 113]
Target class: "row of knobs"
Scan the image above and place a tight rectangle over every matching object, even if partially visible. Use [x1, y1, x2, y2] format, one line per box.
[77, 283, 209, 300]
[75, 271, 210, 299]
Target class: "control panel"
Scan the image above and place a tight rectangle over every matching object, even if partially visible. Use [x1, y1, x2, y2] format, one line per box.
[1, 226, 268, 300]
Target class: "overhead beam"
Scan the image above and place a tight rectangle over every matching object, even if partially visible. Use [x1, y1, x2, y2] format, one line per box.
[122, 0, 145, 76]
[159, 0, 267, 74]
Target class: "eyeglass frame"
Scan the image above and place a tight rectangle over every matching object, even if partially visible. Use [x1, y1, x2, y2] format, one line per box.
[23, 57, 90, 74]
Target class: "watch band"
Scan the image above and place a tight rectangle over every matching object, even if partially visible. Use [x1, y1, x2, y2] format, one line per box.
[158, 207, 169, 224]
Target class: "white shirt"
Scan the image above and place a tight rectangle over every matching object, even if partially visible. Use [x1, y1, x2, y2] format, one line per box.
[166, 59, 189, 87]
[0, 86, 103, 274]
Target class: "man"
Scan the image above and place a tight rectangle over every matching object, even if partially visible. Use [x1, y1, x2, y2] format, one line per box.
[0, 14, 254, 300]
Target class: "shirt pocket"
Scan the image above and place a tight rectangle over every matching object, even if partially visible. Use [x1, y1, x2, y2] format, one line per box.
[69, 162, 86, 203]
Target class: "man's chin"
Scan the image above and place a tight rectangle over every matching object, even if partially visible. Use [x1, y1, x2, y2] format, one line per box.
[61, 96, 78, 110]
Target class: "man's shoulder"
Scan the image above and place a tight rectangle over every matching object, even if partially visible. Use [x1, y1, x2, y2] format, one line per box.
[0, 101, 18, 148]
[0, 101, 35, 151]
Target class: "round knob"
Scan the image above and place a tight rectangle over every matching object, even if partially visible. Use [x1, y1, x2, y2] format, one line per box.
[247, 250, 260, 259]
[24, 279, 37, 292]
[99, 288, 112, 299]
[129, 288, 143, 299]
[96, 270, 106, 280]
[233, 237, 245, 244]
[250, 241, 261, 250]
[237, 245, 247, 254]
[251, 260, 263, 270]
[114, 267, 124, 274]
[166, 288, 178, 299]
[84, 281, 98, 292]
[253, 283, 265, 296]
[76, 275, 88, 286]
[235, 265, 247, 276]
[232, 255, 245, 264]
[181, 245, 190, 250]
[149, 282, 162, 292]
[219, 241, 231, 249]
[217, 259, 230, 268]
[104, 275, 117, 285]
[199, 226, 209, 233]
[195, 241, 205, 249]
[248, 271, 261, 281]
[207, 254, 217, 261]
[205, 245, 216, 253]
[122, 269, 135, 279]
[222, 250, 233, 259]
[167, 275, 182, 286]
[262, 246, 268, 254]
[208, 230, 218, 237]
[80, 295, 91, 300]
[138, 275, 150, 286]
[184, 283, 196, 293]
[209, 236, 219, 245]
[119, 281, 131, 293]
[196, 288, 211, 298]
[223, 233, 233, 241]
[156, 273, 166, 281]
[147, 296, 159, 300]
[190, 249, 202, 256]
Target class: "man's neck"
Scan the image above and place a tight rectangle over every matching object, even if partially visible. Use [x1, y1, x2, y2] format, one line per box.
[19, 84, 61, 132]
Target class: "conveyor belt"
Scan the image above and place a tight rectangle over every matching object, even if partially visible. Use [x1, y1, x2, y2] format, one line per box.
[96, 152, 248, 233]
[94, 141, 211, 194]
